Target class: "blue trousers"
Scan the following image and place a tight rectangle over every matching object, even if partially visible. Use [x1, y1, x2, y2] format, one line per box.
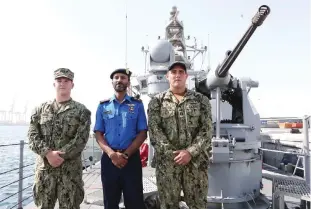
[101, 151, 146, 209]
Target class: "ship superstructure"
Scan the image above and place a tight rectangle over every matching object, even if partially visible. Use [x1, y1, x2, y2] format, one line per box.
[132, 6, 207, 97]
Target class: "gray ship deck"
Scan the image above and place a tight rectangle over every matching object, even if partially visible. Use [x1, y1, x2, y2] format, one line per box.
[24, 163, 309, 209]
[24, 163, 157, 209]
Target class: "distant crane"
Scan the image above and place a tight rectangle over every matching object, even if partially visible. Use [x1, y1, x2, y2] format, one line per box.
[9, 99, 15, 123]
[0, 99, 28, 125]
[23, 101, 28, 122]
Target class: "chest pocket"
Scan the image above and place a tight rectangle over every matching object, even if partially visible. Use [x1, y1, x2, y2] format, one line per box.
[160, 107, 175, 118]
[103, 111, 115, 120]
[65, 113, 80, 137]
[39, 114, 54, 136]
[123, 103, 138, 119]
[185, 103, 201, 127]
[125, 110, 138, 120]
[66, 117, 80, 137]
[102, 109, 116, 131]
[123, 105, 138, 130]
[160, 105, 176, 129]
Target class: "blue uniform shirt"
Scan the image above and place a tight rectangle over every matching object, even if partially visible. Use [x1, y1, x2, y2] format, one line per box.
[94, 94, 148, 149]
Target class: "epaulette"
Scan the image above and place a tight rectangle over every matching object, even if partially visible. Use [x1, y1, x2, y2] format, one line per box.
[131, 96, 142, 102]
[99, 98, 110, 104]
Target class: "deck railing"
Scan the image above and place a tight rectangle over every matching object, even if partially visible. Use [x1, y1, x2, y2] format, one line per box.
[259, 115, 310, 186]
[0, 136, 99, 209]
[0, 141, 34, 209]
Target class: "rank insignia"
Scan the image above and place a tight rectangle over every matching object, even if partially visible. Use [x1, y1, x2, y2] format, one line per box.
[103, 110, 112, 114]
[128, 104, 135, 113]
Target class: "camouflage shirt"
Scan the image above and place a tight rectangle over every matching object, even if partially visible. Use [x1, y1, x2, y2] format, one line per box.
[28, 98, 91, 170]
[148, 89, 212, 160]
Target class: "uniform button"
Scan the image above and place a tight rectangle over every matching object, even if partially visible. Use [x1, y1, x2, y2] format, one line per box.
[119, 124, 121, 126]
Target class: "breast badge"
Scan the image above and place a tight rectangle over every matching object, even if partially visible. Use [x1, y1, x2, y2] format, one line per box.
[127, 104, 135, 113]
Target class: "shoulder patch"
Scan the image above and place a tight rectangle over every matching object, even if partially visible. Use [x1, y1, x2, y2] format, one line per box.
[131, 96, 142, 102]
[99, 98, 110, 104]
[148, 97, 160, 109]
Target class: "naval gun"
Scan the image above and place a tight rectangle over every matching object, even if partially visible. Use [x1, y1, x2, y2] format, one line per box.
[193, 5, 271, 209]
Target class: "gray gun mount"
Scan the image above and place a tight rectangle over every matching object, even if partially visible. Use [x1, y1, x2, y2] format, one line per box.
[194, 6, 271, 207]
[195, 5, 270, 125]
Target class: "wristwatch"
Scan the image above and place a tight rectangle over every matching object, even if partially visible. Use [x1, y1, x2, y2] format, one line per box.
[123, 153, 129, 159]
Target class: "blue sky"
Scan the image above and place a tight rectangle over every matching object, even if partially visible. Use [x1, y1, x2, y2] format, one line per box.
[0, 0, 309, 122]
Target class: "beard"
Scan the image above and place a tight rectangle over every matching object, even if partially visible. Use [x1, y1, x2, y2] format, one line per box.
[113, 83, 128, 92]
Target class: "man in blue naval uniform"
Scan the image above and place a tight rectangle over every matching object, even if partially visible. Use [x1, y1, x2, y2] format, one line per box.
[94, 68, 148, 209]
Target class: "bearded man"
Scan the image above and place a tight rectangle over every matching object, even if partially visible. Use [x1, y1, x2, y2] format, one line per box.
[94, 68, 148, 209]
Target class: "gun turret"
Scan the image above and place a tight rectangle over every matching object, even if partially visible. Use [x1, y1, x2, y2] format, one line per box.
[196, 5, 270, 93]
[194, 5, 270, 166]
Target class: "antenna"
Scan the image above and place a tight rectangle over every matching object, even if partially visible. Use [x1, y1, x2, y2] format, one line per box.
[125, 0, 134, 96]
[207, 33, 211, 72]
[125, 0, 128, 69]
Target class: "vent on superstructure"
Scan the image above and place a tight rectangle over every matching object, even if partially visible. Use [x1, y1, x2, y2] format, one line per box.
[141, 79, 147, 88]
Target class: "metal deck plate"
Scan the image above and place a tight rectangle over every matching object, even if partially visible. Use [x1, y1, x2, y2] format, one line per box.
[274, 178, 310, 201]
[143, 176, 157, 193]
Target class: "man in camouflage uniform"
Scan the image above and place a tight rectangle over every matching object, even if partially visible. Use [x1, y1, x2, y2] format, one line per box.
[28, 68, 92, 209]
[148, 61, 212, 209]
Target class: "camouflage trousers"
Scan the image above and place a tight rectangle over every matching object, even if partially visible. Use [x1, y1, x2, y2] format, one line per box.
[155, 160, 208, 209]
[33, 169, 84, 209]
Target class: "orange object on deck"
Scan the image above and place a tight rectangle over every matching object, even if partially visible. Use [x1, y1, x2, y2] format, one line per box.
[291, 123, 303, 128]
[278, 122, 303, 128]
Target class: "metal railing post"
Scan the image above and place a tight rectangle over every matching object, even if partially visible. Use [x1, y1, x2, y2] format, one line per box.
[302, 115, 310, 186]
[18, 140, 24, 209]
[92, 137, 95, 168]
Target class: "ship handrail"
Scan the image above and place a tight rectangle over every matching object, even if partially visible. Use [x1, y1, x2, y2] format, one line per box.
[0, 143, 28, 147]
[259, 148, 309, 156]
[0, 136, 98, 209]
[0, 140, 33, 209]
[0, 163, 35, 176]
[260, 115, 311, 207]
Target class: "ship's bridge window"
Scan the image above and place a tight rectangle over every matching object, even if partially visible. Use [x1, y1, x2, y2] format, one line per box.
[169, 28, 180, 33]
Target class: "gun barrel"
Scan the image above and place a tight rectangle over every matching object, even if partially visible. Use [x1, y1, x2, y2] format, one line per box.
[216, 5, 270, 78]
[252, 5, 271, 26]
